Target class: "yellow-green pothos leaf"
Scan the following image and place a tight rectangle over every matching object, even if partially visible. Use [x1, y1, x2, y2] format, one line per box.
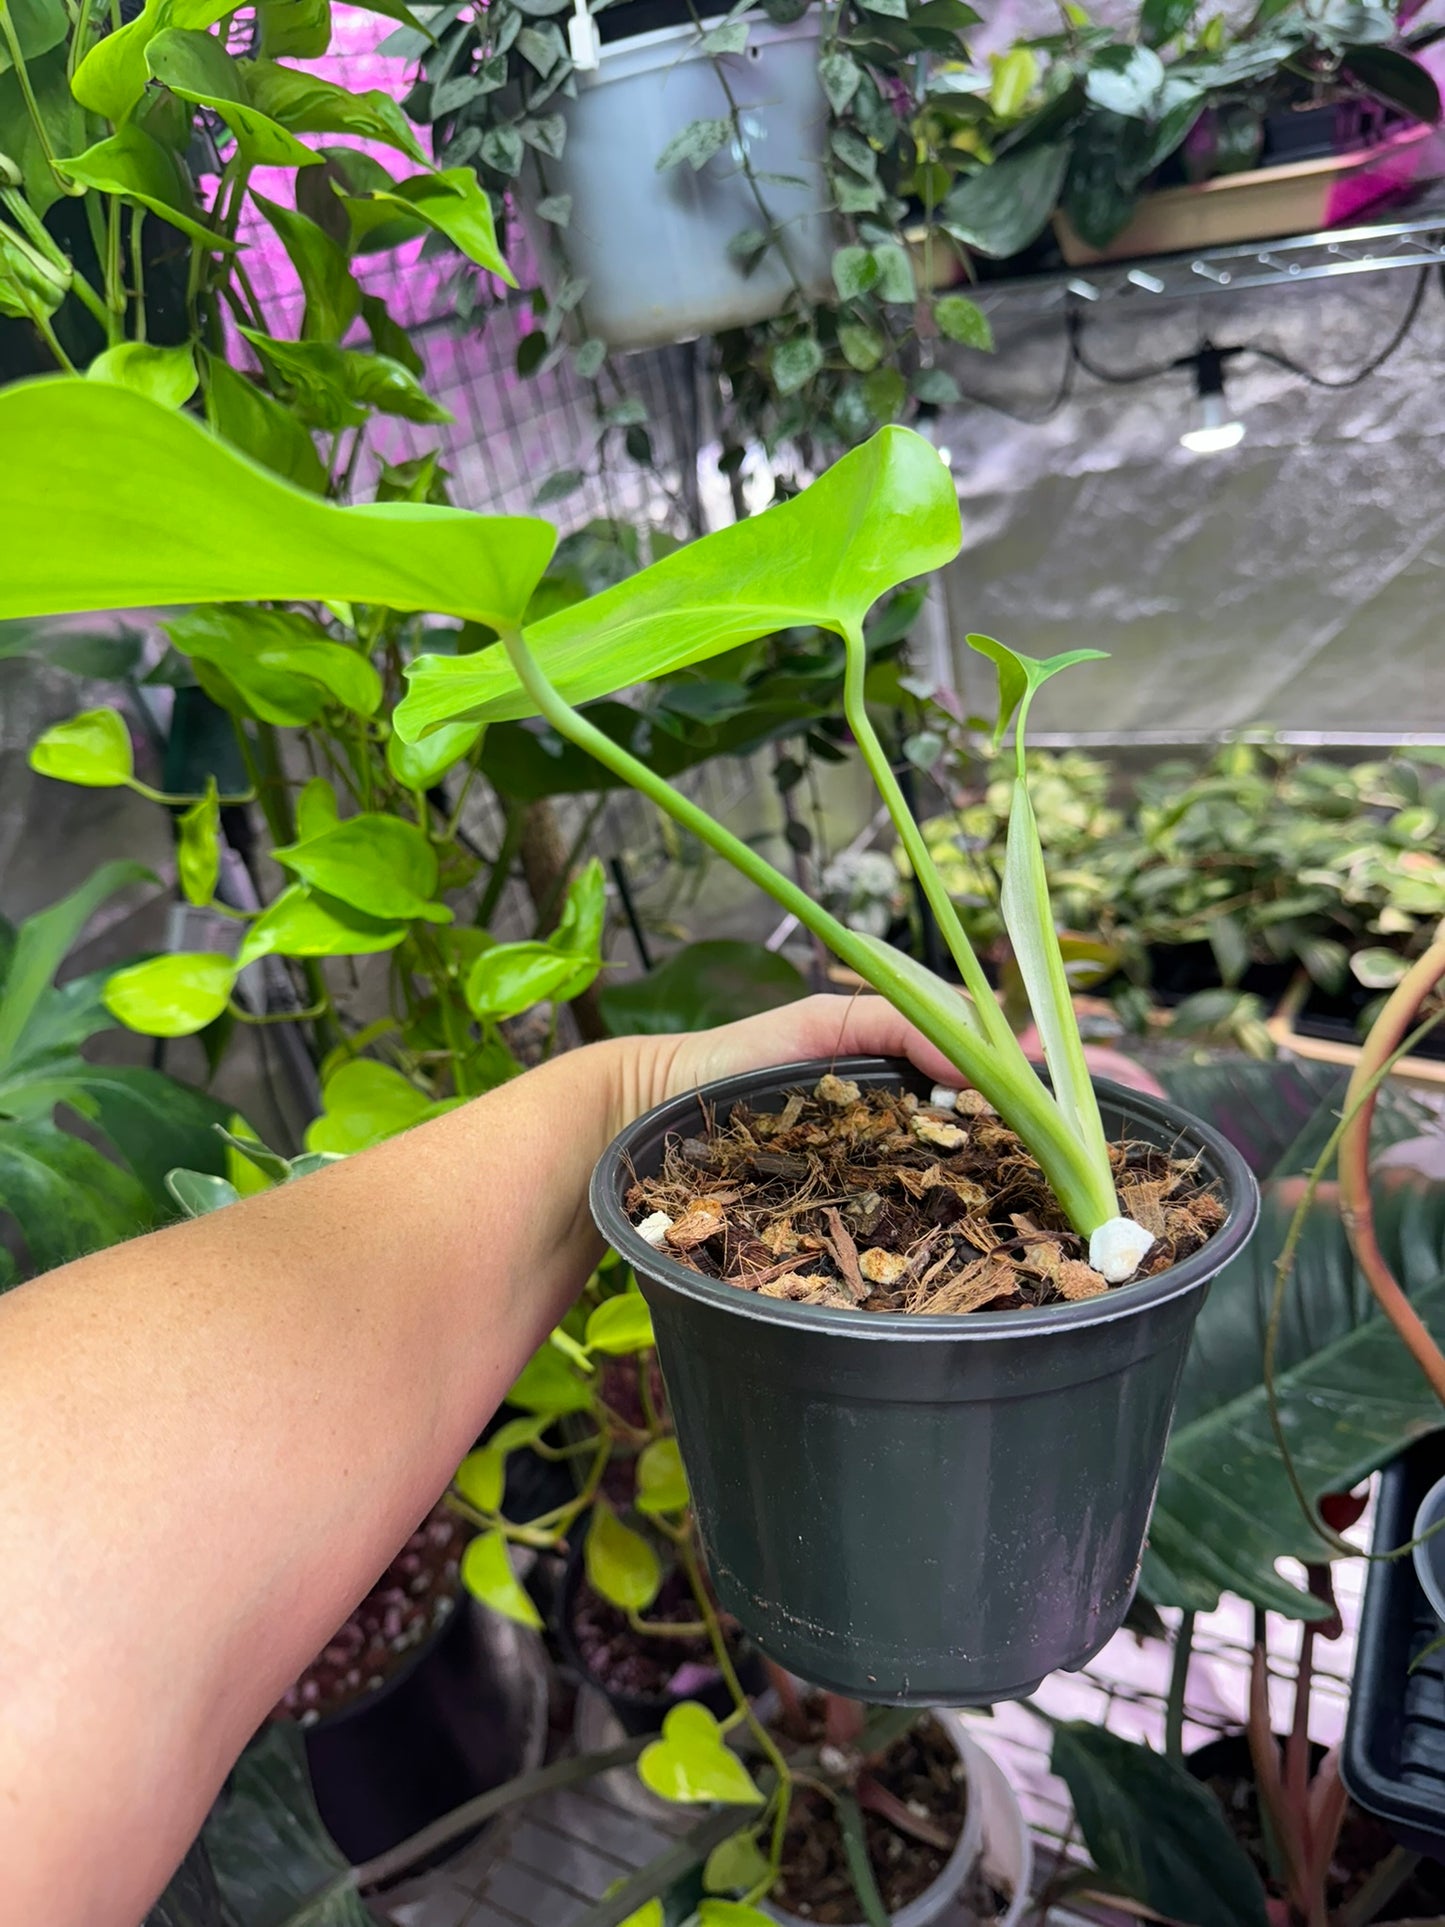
[386, 717, 482, 790]
[29, 707, 133, 787]
[585, 1291, 655, 1355]
[585, 1506, 661, 1613]
[460, 1531, 543, 1628]
[634, 1437, 688, 1515]
[455, 1445, 505, 1513]
[270, 814, 450, 924]
[638, 1704, 765, 1807]
[166, 606, 383, 720]
[505, 1338, 594, 1416]
[71, 0, 235, 121]
[144, 29, 323, 168]
[86, 341, 199, 409]
[302, 1058, 443, 1155]
[177, 778, 221, 906]
[237, 885, 409, 967]
[103, 951, 236, 1036]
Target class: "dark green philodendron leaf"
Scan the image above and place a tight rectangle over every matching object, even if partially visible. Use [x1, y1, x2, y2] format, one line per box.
[0, 867, 230, 1277]
[395, 427, 960, 738]
[202, 1722, 373, 1927]
[1051, 1725, 1268, 1927]
[598, 942, 805, 1035]
[0, 380, 555, 626]
[940, 142, 1070, 258]
[272, 814, 450, 925]
[1142, 1057, 1445, 1618]
[144, 29, 322, 168]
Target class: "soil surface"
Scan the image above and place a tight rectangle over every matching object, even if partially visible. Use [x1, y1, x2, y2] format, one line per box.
[274, 1504, 464, 1724]
[627, 1077, 1222, 1316]
[570, 1565, 735, 1702]
[1201, 1758, 1445, 1920]
[769, 1711, 980, 1923]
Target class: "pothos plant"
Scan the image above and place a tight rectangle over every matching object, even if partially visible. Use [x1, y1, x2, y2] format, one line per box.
[0, 0, 514, 430]
[3, 377, 1152, 1275]
[449, 1260, 955, 1927]
[393, 0, 994, 478]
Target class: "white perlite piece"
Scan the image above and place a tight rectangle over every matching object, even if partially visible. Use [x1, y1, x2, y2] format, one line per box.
[1089, 1216, 1156, 1284]
[929, 1084, 960, 1112]
[910, 1112, 968, 1152]
[636, 1211, 674, 1249]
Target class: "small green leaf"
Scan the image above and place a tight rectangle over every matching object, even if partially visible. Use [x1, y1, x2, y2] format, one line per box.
[466, 941, 584, 1022]
[698, 1905, 774, 1927]
[145, 28, 322, 167]
[870, 241, 914, 305]
[506, 1339, 593, 1416]
[165, 607, 383, 722]
[460, 1530, 543, 1628]
[368, 169, 513, 282]
[818, 47, 861, 113]
[703, 1830, 771, 1897]
[87, 341, 198, 408]
[386, 718, 482, 790]
[165, 1168, 241, 1218]
[618, 1905, 663, 1927]
[638, 1704, 765, 1807]
[941, 143, 1069, 259]
[271, 814, 449, 924]
[29, 707, 133, 787]
[989, 45, 1037, 116]
[303, 1058, 439, 1155]
[243, 56, 429, 164]
[103, 952, 236, 1037]
[237, 885, 409, 966]
[933, 294, 992, 349]
[254, 192, 360, 343]
[635, 1437, 688, 1516]
[585, 1291, 655, 1355]
[585, 1505, 661, 1612]
[771, 335, 823, 396]
[202, 355, 327, 494]
[295, 776, 339, 842]
[1352, 946, 1410, 990]
[455, 1444, 505, 1512]
[838, 322, 884, 373]
[832, 245, 879, 302]
[177, 778, 220, 907]
[656, 117, 731, 173]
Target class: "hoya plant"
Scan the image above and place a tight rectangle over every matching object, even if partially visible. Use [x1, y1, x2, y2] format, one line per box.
[2, 376, 1147, 1272]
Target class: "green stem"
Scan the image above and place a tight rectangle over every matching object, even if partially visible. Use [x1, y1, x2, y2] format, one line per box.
[475, 794, 525, 929]
[0, 5, 74, 196]
[841, 620, 1008, 1051]
[1164, 1610, 1194, 1764]
[103, 193, 123, 343]
[129, 205, 146, 342]
[67, 0, 96, 78]
[496, 628, 1112, 1234]
[32, 309, 76, 371]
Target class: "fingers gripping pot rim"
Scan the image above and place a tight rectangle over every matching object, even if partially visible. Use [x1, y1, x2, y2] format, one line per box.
[589, 1058, 1260, 1705]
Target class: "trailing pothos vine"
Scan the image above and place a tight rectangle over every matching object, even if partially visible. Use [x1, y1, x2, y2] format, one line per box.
[400, 0, 995, 503]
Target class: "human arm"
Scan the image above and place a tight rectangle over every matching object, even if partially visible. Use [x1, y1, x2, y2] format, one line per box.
[0, 996, 953, 1927]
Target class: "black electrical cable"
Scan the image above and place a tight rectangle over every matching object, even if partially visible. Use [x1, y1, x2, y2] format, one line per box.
[948, 323, 1079, 424]
[1243, 263, 1432, 388]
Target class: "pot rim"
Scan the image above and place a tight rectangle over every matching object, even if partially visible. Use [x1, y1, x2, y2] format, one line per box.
[590, 1056, 1260, 1342]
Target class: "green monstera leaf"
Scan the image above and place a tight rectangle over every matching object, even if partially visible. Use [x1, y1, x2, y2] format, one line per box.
[394, 426, 961, 737]
[0, 379, 555, 627]
[1143, 1057, 1445, 1619]
[0, 864, 230, 1279]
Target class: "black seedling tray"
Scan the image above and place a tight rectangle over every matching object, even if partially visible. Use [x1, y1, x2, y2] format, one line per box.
[1343, 1431, 1445, 1860]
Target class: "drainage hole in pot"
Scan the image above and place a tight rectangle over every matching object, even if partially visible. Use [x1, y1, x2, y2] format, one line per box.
[627, 1078, 1223, 1316]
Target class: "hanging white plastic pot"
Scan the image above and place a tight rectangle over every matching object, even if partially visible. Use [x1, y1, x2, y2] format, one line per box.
[519, 8, 836, 351]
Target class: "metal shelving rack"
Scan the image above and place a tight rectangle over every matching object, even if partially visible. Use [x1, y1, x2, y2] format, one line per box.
[969, 184, 1445, 318]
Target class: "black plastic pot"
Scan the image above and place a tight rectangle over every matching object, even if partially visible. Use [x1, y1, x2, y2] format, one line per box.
[590, 1057, 1258, 1706]
[1343, 1430, 1445, 1862]
[304, 1593, 545, 1865]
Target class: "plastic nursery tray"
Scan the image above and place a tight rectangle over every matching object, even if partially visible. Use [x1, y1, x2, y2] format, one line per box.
[1342, 1429, 1445, 1859]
